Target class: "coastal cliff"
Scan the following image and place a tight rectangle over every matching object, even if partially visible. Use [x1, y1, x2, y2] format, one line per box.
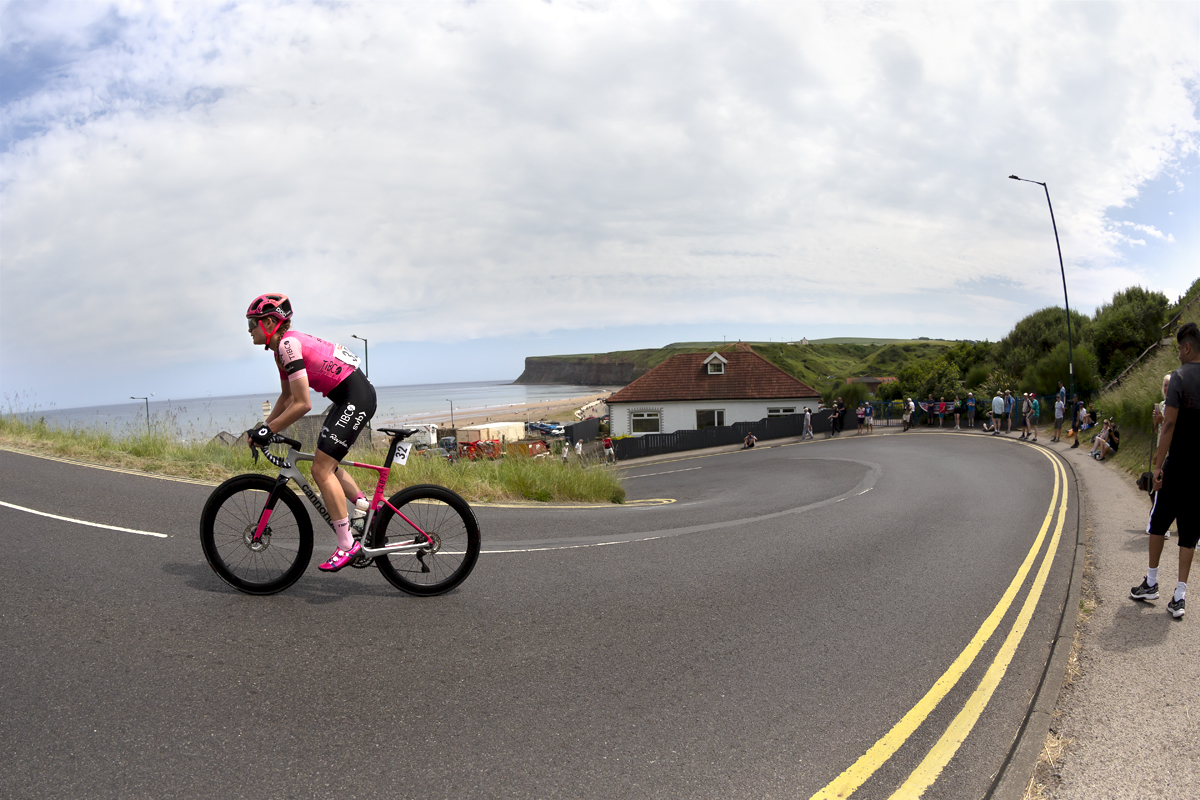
[514, 356, 650, 386]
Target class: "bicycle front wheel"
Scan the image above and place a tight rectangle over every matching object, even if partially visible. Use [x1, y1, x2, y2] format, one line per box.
[373, 484, 480, 596]
[200, 473, 314, 595]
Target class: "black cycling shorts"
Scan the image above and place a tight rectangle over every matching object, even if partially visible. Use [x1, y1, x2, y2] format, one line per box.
[1147, 467, 1198, 549]
[318, 369, 376, 462]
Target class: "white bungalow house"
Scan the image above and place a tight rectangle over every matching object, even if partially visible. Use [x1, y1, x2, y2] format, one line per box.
[608, 344, 821, 436]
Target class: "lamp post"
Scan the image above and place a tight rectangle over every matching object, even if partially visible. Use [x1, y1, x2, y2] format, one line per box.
[447, 400, 455, 428]
[130, 394, 153, 434]
[1009, 175, 1076, 398]
[351, 335, 369, 379]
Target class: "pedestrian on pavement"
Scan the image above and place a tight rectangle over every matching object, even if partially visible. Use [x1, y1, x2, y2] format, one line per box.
[803, 407, 813, 439]
[1053, 394, 1065, 442]
[1029, 394, 1040, 442]
[938, 396, 947, 427]
[834, 397, 846, 436]
[856, 403, 866, 434]
[865, 401, 874, 433]
[1004, 390, 1014, 434]
[990, 391, 1004, 436]
[602, 436, 616, 463]
[926, 393, 936, 427]
[966, 392, 976, 428]
[1130, 321, 1200, 618]
[1019, 393, 1032, 439]
[575, 438, 584, 460]
[953, 394, 962, 430]
[1070, 395, 1085, 448]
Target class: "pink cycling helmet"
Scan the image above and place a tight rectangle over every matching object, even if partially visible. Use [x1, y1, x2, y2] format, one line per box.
[246, 293, 293, 322]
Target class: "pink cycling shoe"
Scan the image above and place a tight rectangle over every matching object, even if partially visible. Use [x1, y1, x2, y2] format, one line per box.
[318, 541, 362, 572]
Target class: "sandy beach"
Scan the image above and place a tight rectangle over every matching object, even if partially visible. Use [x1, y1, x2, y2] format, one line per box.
[374, 391, 614, 430]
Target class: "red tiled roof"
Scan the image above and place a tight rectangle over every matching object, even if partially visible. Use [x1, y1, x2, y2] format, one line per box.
[608, 350, 819, 403]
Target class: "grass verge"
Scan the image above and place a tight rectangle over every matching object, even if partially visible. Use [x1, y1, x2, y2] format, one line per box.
[0, 415, 626, 504]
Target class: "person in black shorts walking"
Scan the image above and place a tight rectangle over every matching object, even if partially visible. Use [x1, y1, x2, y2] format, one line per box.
[1130, 322, 1200, 618]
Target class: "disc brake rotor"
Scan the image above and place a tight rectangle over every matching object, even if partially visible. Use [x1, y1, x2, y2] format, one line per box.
[243, 525, 270, 552]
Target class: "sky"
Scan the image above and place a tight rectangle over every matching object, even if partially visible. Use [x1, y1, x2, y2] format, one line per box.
[2, 1, 1198, 410]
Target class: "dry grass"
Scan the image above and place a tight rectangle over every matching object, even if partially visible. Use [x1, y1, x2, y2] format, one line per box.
[0, 413, 626, 504]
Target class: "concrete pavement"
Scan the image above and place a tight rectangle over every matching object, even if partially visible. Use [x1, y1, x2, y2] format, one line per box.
[1020, 437, 1198, 799]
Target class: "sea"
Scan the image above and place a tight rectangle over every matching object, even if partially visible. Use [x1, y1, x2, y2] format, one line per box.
[13, 381, 611, 440]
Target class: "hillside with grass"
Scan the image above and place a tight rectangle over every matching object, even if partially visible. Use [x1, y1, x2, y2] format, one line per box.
[1089, 292, 1200, 477]
[515, 338, 960, 393]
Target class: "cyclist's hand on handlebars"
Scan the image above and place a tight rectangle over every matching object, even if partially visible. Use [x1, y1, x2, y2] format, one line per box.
[247, 425, 274, 447]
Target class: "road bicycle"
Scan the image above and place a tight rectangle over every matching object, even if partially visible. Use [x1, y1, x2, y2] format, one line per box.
[199, 427, 480, 596]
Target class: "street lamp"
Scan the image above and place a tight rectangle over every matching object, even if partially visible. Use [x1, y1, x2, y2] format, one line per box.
[130, 393, 153, 434]
[351, 334, 369, 379]
[1009, 175, 1076, 398]
[447, 400, 455, 428]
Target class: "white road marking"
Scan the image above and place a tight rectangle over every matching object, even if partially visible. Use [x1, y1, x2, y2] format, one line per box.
[625, 467, 702, 480]
[0, 500, 168, 538]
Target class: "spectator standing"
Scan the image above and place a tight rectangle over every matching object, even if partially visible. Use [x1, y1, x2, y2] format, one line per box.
[1130, 321, 1200, 618]
[835, 397, 847, 436]
[561, 440, 569, 463]
[602, 436, 616, 463]
[1019, 393, 1032, 439]
[990, 391, 1004, 436]
[803, 407, 813, 439]
[1057, 382, 1067, 408]
[953, 394, 962, 430]
[575, 438, 584, 460]
[966, 393, 976, 428]
[1004, 390, 1014, 434]
[865, 401, 874, 433]
[1151, 374, 1173, 538]
[1053, 394, 1065, 442]
[937, 396, 947, 427]
[926, 393, 936, 426]
[1070, 395, 1085, 448]
[1029, 394, 1040, 442]
[856, 403, 866, 434]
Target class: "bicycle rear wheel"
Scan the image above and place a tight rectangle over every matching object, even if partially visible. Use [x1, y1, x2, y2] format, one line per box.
[373, 484, 480, 596]
[200, 473, 313, 595]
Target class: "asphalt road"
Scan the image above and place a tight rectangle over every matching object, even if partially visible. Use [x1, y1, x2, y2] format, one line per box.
[0, 429, 1077, 800]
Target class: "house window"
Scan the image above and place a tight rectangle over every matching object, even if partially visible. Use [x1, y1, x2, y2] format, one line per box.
[707, 361, 725, 375]
[631, 411, 661, 434]
[767, 407, 796, 417]
[696, 409, 725, 429]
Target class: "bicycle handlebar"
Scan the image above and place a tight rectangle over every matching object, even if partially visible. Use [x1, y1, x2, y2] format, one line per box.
[248, 433, 304, 468]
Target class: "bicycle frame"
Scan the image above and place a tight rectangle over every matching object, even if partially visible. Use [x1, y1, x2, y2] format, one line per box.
[251, 438, 435, 558]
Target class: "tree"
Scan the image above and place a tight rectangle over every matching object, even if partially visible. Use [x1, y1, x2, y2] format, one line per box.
[991, 307, 1093, 379]
[919, 358, 962, 399]
[1091, 286, 1169, 380]
[1022, 341, 1098, 396]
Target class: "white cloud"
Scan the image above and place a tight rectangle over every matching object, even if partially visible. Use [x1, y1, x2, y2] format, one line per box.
[1, 0, 1198, 404]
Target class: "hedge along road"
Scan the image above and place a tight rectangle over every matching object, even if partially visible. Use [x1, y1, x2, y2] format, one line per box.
[0, 431, 1076, 800]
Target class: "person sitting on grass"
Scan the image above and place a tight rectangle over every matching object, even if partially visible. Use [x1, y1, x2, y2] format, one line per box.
[1091, 419, 1120, 460]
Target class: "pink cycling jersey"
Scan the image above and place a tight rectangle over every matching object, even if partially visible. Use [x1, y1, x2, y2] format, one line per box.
[275, 330, 360, 397]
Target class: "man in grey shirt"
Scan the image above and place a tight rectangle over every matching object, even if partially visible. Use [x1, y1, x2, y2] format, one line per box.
[990, 392, 1005, 435]
[1130, 321, 1200, 618]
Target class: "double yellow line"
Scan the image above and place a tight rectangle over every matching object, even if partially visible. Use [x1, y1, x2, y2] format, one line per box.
[810, 446, 1070, 800]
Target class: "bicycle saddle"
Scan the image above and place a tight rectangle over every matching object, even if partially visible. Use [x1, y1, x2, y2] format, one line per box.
[377, 427, 419, 439]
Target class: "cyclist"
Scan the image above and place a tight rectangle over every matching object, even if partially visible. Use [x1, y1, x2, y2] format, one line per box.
[245, 293, 377, 572]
